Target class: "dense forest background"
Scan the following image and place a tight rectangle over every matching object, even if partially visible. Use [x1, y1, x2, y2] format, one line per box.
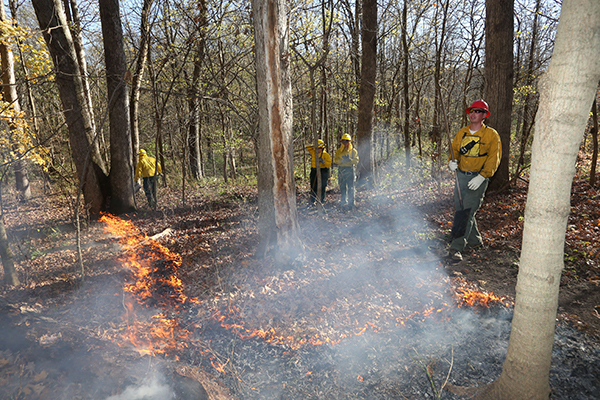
[1, 0, 582, 212]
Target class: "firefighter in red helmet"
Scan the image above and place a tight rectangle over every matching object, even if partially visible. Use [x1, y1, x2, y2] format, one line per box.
[447, 100, 501, 262]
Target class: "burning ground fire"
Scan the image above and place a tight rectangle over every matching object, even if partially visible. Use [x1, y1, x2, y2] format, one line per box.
[100, 213, 197, 359]
[99, 214, 513, 371]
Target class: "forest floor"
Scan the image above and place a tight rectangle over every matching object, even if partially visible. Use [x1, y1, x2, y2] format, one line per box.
[1, 154, 600, 399]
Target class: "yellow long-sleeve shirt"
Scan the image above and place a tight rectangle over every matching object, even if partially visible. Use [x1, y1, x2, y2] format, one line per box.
[135, 154, 162, 180]
[307, 146, 332, 168]
[450, 124, 501, 178]
[334, 144, 359, 167]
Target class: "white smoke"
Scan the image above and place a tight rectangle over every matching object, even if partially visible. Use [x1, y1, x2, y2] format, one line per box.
[104, 375, 173, 400]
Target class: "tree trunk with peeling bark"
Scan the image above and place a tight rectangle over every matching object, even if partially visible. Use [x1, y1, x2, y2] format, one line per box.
[474, 1, 600, 398]
[252, 0, 302, 265]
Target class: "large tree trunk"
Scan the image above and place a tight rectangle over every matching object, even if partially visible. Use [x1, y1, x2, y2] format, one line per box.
[485, 0, 514, 192]
[0, 4, 31, 201]
[355, 0, 377, 188]
[32, 0, 107, 216]
[476, 1, 600, 398]
[64, 0, 99, 154]
[99, 0, 135, 214]
[129, 0, 153, 159]
[252, 0, 302, 265]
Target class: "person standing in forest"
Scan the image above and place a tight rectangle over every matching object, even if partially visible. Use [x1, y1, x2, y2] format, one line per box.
[135, 149, 162, 208]
[307, 139, 332, 206]
[334, 134, 359, 208]
[447, 100, 501, 262]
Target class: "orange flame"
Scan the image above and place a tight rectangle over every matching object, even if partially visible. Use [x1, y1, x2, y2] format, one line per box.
[100, 213, 197, 359]
[455, 287, 513, 308]
[99, 213, 514, 377]
[100, 213, 194, 308]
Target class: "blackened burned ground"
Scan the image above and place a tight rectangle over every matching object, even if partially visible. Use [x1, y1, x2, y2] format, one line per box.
[196, 311, 599, 400]
[1, 182, 600, 399]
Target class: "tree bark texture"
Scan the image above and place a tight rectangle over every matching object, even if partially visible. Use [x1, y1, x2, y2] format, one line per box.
[355, 0, 376, 186]
[0, 216, 18, 286]
[479, 1, 600, 398]
[32, 0, 107, 216]
[252, 0, 302, 264]
[485, 0, 514, 192]
[65, 0, 99, 155]
[0, 4, 31, 201]
[99, 0, 135, 214]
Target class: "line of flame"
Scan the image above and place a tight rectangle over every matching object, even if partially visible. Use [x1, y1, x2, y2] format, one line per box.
[99, 213, 514, 376]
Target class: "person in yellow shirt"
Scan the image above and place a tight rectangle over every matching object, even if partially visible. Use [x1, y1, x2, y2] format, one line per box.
[447, 100, 501, 262]
[306, 139, 332, 205]
[135, 149, 162, 208]
[334, 134, 359, 208]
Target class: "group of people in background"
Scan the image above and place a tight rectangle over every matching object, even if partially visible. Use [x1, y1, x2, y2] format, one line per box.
[138, 135, 359, 211]
[138, 99, 499, 266]
[306, 99, 501, 264]
[306, 133, 359, 209]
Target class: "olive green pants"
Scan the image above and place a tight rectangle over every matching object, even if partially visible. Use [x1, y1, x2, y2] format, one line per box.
[338, 167, 355, 206]
[450, 172, 488, 252]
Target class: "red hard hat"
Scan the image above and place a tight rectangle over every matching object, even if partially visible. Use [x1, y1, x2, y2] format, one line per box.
[466, 100, 490, 118]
